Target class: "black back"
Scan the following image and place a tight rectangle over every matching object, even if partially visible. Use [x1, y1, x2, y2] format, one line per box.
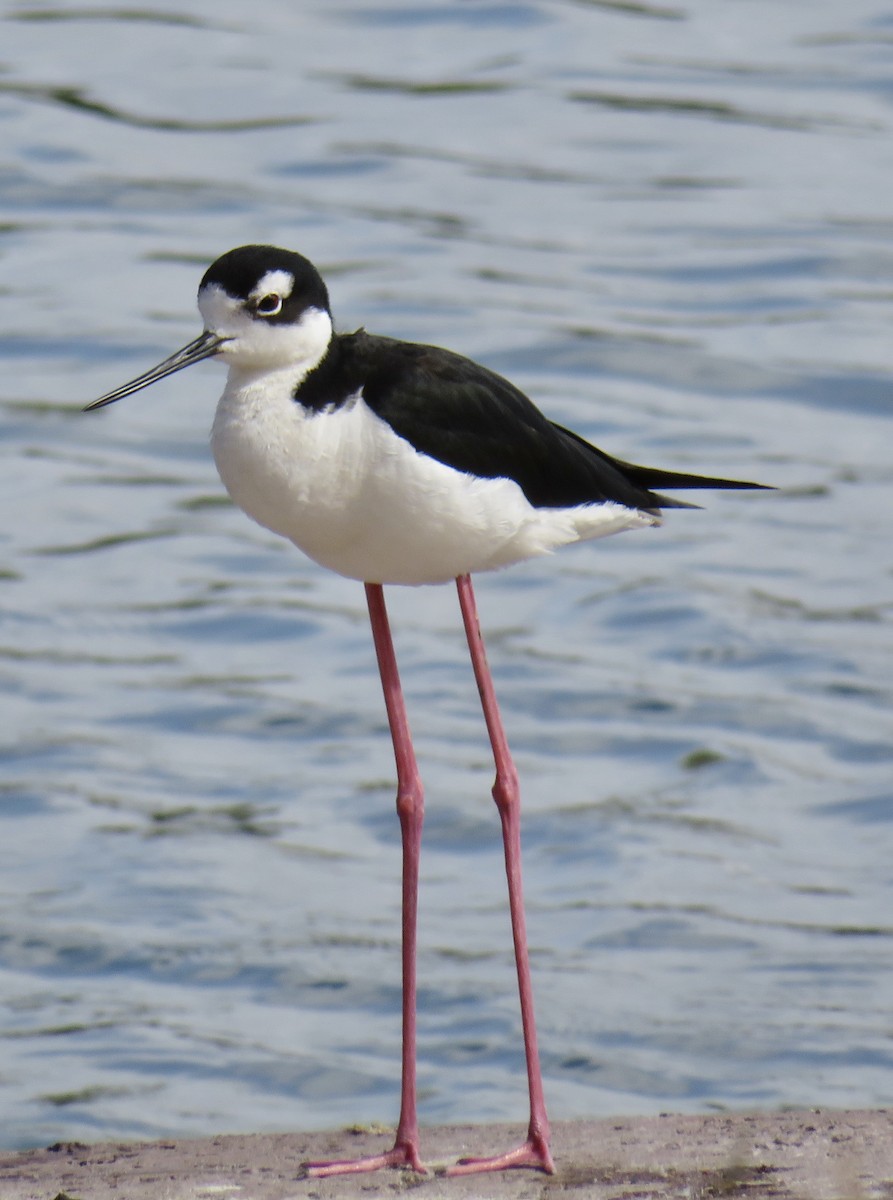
[295, 331, 765, 512]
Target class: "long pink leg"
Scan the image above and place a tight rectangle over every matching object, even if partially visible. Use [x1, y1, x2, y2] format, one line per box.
[305, 583, 426, 1176]
[447, 573, 555, 1176]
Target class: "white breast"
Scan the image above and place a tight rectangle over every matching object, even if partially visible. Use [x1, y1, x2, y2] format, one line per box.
[210, 372, 657, 586]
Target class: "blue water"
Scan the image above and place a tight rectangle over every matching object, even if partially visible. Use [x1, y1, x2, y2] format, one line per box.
[2, 0, 893, 1151]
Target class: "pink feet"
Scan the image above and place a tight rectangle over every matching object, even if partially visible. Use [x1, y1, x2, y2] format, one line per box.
[447, 1127, 555, 1176]
[303, 1127, 555, 1178]
[304, 1137, 427, 1178]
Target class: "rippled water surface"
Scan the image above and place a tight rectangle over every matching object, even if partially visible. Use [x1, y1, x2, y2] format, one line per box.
[2, 0, 892, 1150]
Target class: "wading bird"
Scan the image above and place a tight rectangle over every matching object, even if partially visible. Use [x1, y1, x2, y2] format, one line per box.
[87, 244, 766, 1176]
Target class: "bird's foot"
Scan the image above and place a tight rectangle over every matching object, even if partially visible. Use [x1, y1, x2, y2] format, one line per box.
[303, 1138, 427, 1178]
[445, 1130, 555, 1176]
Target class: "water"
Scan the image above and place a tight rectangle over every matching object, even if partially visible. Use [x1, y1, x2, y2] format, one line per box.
[1, 0, 892, 1151]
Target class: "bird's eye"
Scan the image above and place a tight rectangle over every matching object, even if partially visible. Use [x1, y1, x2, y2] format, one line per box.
[255, 293, 283, 317]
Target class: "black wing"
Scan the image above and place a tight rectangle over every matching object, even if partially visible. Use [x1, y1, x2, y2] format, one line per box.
[551, 424, 770, 506]
[318, 332, 768, 510]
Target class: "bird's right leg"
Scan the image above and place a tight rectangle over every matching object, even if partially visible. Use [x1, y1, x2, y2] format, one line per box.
[304, 583, 427, 1177]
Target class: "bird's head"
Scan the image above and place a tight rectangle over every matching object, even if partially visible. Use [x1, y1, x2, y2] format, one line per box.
[85, 245, 333, 410]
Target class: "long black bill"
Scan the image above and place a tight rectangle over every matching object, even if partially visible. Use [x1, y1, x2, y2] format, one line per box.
[84, 330, 229, 411]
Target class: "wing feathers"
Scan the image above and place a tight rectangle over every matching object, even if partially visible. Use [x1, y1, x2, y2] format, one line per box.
[303, 332, 769, 511]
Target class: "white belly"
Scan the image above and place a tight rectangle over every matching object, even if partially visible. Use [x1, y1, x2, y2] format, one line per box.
[210, 376, 657, 586]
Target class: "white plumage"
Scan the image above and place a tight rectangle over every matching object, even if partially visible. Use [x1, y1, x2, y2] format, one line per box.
[211, 376, 658, 585]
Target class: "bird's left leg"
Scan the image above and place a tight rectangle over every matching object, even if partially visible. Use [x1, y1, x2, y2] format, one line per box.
[447, 573, 555, 1176]
[304, 583, 427, 1177]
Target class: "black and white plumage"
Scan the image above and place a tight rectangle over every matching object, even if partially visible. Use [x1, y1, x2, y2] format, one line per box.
[88, 244, 763, 585]
[86, 245, 767, 1178]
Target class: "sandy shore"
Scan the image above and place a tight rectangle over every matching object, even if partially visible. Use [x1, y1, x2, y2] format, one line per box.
[1, 1110, 891, 1199]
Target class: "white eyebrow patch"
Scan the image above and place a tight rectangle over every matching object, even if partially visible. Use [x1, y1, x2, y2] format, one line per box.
[251, 268, 295, 302]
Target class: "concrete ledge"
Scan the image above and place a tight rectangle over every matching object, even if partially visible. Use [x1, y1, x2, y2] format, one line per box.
[1, 1109, 891, 1199]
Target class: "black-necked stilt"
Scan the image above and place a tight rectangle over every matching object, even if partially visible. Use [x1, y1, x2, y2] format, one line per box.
[86, 244, 767, 1177]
